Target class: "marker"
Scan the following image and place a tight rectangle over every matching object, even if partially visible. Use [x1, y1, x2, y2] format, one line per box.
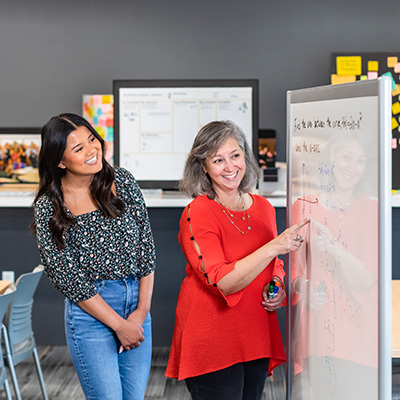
[268, 280, 280, 299]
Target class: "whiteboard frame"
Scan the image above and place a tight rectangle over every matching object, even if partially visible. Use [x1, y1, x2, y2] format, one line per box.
[286, 77, 392, 400]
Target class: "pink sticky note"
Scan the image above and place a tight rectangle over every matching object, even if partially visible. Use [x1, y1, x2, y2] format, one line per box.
[395, 63, 400, 73]
[393, 138, 398, 149]
[367, 72, 379, 79]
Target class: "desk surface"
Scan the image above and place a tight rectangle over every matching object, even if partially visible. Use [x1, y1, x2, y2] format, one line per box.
[393, 280, 400, 357]
[0, 280, 12, 294]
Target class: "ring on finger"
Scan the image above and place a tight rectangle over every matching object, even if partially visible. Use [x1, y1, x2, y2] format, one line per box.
[295, 234, 301, 241]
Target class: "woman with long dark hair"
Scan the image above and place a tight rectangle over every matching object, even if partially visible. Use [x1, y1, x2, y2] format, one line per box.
[33, 113, 156, 399]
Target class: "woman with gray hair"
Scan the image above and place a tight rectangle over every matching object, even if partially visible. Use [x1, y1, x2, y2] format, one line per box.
[166, 120, 308, 399]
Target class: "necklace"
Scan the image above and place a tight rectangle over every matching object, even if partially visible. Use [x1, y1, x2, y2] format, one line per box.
[215, 194, 251, 235]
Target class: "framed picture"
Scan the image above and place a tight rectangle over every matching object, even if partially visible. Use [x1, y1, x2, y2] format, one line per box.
[0, 128, 41, 191]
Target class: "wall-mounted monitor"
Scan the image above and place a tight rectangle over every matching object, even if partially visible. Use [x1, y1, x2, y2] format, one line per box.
[113, 79, 259, 189]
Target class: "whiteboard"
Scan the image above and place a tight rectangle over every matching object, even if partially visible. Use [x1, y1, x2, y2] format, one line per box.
[286, 78, 392, 400]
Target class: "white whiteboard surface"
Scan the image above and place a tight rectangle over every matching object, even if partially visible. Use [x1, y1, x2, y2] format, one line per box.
[286, 78, 392, 400]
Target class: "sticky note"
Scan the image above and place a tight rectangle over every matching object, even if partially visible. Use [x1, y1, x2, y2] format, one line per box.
[392, 117, 399, 130]
[392, 138, 398, 149]
[95, 126, 105, 138]
[368, 60, 379, 72]
[93, 95, 102, 105]
[393, 85, 400, 97]
[336, 56, 362, 76]
[388, 57, 398, 68]
[367, 71, 379, 80]
[393, 102, 400, 115]
[102, 95, 113, 104]
[382, 71, 397, 90]
[331, 74, 356, 85]
[395, 63, 400, 73]
[360, 75, 368, 81]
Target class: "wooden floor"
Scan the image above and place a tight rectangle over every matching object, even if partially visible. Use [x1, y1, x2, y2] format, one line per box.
[0, 346, 286, 399]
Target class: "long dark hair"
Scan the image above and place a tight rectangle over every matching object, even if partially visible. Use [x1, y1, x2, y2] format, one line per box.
[33, 113, 125, 249]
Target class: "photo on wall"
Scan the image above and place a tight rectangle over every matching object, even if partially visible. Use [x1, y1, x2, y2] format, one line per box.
[0, 128, 41, 190]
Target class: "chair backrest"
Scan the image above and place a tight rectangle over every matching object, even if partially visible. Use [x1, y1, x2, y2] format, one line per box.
[4, 266, 44, 362]
[0, 290, 15, 324]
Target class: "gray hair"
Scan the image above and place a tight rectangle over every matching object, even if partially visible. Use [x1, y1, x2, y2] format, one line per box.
[179, 120, 260, 199]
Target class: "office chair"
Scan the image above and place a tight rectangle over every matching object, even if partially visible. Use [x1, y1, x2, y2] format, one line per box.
[0, 289, 14, 400]
[2, 265, 48, 400]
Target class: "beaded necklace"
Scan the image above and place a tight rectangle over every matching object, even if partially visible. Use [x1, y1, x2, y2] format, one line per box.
[215, 194, 251, 235]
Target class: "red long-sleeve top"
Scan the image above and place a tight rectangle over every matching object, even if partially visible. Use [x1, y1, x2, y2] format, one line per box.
[165, 194, 286, 380]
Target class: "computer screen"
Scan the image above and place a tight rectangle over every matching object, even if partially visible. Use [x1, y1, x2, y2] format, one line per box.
[113, 79, 259, 189]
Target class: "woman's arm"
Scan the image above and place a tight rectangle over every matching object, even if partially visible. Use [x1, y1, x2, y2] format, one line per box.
[217, 218, 309, 296]
[127, 272, 154, 326]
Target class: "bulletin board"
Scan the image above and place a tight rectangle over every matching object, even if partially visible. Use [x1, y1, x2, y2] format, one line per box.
[82, 94, 114, 163]
[286, 78, 392, 399]
[331, 52, 400, 188]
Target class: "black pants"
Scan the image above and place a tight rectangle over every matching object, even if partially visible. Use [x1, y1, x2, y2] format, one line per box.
[185, 358, 270, 400]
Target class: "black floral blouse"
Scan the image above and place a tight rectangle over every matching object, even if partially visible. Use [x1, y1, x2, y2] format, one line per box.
[34, 167, 156, 303]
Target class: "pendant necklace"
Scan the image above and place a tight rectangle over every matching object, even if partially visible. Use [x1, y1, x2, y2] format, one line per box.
[215, 194, 251, 235]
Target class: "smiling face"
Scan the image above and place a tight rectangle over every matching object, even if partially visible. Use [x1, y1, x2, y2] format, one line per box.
[331, 137, 367, 193]
[58, 125, 103, 178]
[203, 137, 246, 197]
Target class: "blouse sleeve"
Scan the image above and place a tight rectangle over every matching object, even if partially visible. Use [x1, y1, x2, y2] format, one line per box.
[179, 199, 246, 307]
[118, 168, 156, 278]
[34, 196, 97, 303]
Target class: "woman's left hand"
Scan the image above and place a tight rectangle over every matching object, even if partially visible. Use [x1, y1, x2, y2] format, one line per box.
[261, 280, 285, 312]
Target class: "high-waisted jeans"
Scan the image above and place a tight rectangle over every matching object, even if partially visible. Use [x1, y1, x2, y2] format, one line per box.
[65, 275, 152, 400]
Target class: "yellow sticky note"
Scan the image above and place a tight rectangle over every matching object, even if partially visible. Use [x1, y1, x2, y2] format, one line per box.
[336, 56, 362, 76]
[392, 117, 399, 130]
[102, 95, 113, 104]
[393, 102, 400, 115]
[388, 57, 398, 68]
[368, 60, 379, 72]
[331, 74, 356, 85]
[360, 75, 368, 81]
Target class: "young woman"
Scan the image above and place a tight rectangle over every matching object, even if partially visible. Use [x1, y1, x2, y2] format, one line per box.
[166, 120, 308, 400]
[33, 113, 156, 399]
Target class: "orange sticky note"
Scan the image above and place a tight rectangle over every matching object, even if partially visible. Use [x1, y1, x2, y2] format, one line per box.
[393, 86, 400, 97]
[388, 57, 398, 68]
[336, 56, 362, 76]
[331, 74, 356, 85]
[368, 60, 379, 71]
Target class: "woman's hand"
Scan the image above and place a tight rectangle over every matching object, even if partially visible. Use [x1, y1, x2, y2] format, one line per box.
[268, 218, 310, 256]
[115, 315, 145, 352]
[261, 278, 286, 312]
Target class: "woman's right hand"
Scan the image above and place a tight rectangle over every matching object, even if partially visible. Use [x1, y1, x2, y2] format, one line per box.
[115, 318, 145, 352]
[269, 218, 310, 256]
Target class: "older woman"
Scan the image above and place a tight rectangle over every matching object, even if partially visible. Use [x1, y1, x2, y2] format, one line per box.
[166, 120, 308, 400]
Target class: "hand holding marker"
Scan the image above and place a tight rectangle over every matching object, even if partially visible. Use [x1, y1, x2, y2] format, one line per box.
[268, 279, 281, 299]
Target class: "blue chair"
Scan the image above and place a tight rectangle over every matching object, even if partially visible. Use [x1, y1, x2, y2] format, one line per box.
[2, 265, 48, 400]
[0, 289, 14, 400]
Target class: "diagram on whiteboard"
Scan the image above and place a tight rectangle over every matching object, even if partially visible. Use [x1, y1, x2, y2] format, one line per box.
[289, 95, 379, 399]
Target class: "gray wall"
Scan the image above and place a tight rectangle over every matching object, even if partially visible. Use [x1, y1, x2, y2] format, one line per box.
[1, 0, 400, 346]
[1, 0, 399, 158]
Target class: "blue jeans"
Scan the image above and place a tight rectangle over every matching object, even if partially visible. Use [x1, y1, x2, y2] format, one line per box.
[65, 275, 152, 400]
[185, 358, 270, 400]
